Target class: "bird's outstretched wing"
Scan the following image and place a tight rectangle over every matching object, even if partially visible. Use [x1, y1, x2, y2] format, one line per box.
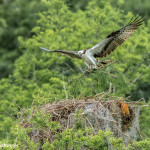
[40, 47, 81, 59]
[88, 16, 144, 58]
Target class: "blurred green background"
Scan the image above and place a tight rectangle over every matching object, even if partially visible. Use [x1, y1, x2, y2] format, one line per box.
[0, 0, 149, 147]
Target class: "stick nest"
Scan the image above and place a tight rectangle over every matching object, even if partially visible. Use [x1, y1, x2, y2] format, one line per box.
[20, 93, 144, 146]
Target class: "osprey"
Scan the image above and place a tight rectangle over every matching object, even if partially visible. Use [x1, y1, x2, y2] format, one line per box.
[40, 16, 144, 70]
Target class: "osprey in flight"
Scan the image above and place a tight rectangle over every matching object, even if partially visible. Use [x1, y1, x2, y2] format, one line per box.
[40, 16, 144, 69]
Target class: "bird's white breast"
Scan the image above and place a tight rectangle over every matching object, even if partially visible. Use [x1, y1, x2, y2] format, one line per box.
[81, 54, 94, 65]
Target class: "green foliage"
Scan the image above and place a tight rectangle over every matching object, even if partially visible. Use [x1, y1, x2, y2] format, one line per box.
[0, 0, 47, 78]
[140, 101, 150, 137]
[110, 0, 150, 19]
[129, 138, 150, 150]
[15, 126, 40, 150]
[15, 126, 125, 150]
[42, 130, 125, 150]
[67, 0, 150, 20]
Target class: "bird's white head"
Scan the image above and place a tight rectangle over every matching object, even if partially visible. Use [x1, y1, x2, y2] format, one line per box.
[78, 50, 86, 57]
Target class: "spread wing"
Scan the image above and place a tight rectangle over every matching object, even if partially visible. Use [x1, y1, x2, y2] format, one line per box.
[40, 47, 81, 59]
[88, 16, 144, 58]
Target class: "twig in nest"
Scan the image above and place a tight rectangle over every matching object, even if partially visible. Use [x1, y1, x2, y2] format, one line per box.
[136, 128, 143, 140]
[136, 105, 149, 108]
[98, 92, 110, 102]
[99, 116, 118, 123]
[94, 92, 105, 98]
[67, 113, 74, 128]
[127, 98, 145, 105]
[84, 92, 105, 101]
[136, 127, 148, 138]
[116, 126, 137, 150]
[93, 111, 100, 130]
[85, 117, 96, 135]
[52, 111, 60, 116]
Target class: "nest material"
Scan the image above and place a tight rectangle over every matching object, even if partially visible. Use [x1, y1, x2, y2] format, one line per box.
[40, 97, 139, 141]
[20, 94, 143, 148]
[42, 99, 136, 128]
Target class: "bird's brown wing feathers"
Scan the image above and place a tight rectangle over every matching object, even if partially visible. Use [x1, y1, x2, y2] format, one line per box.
[92, 16, 144, 58]
[40, 47, 81, 59]
[41, 16, 144, 59]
